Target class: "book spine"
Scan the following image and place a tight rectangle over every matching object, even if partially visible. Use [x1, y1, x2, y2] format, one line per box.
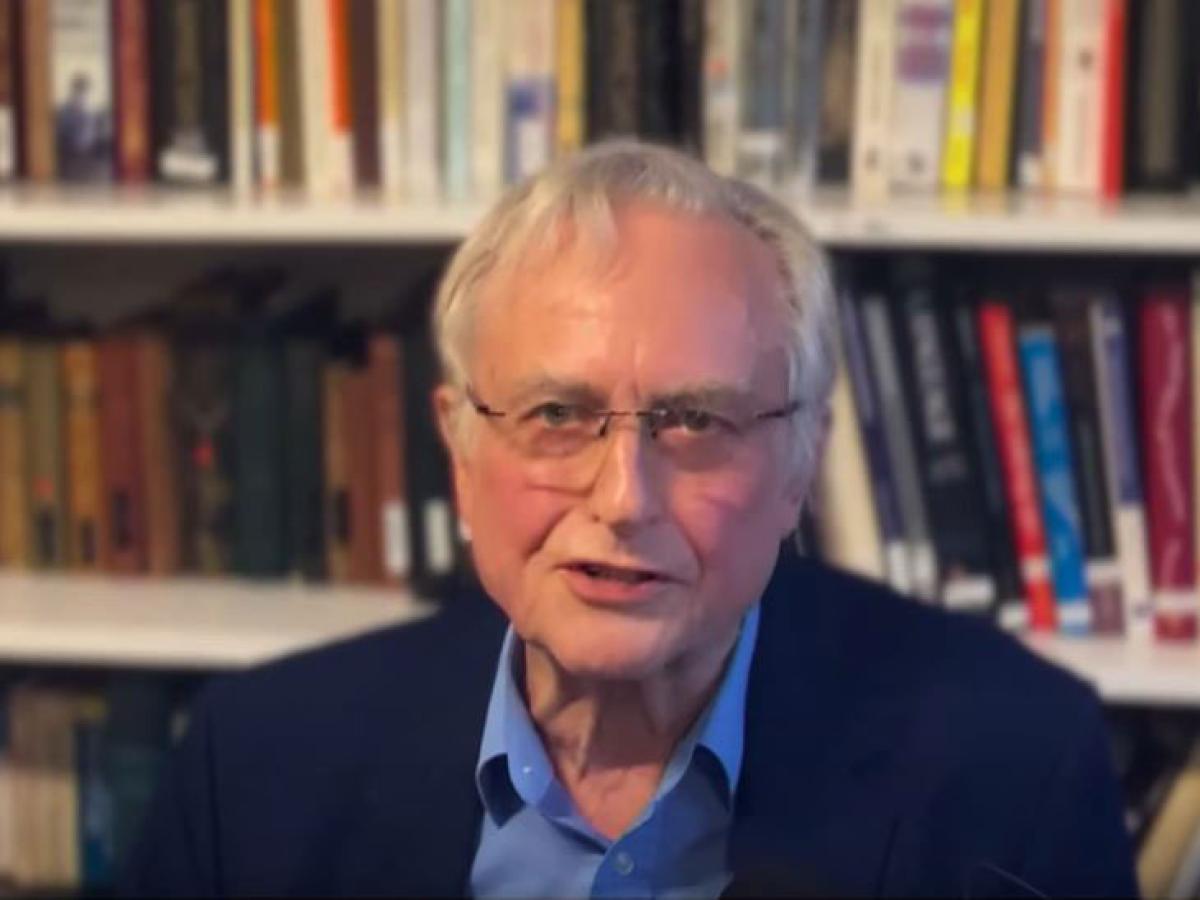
[442, 0, 471, 201]
[1018, 324, 1091, 634]
[0, 339, 27, 566]
[702, 0, 740, 175]
[1038, 0, 1061, 190]
[554, 0, 584, 155]
[253, 0, 281, 188]
[585, 0, 638, 140]
[890, 0, 953, 192]
[274, 0, 303, 185]
[26, 342, 67, 569]
[296, 0, 332, 193]
[504, 0, 555, 183]
[1053, 0, 1105, 195]
[1014, 0, 1046, 189]
[197, 0, 231, 182]
[851, 0, 896, 202]
[862, 295, 939, 601]
[345, 365, 382, 582]
[322, 362, 351, 581]
[98, 337, 146, 573]
[326, 0, 354, 192]
[974, 0, 1020, 191]
[1050, 292, 1124, 634]
[403, 0, 439, 199]
[233, 338, 288, 577]
[838, 290, 912, 594]
[677, 0, 705, 154]
[470, 0, 502, 197]
[348, 0, 380, 187]
[228, 0, 254, 192]
[20, 0, 55, 180]
[897, 280, 996, 614]
[815, 0, 857, 185]
[1098, 0, 1126, 199]
[941, 0, 984, 190]
[637, 0, 682, 143]
[952, 298, 1025, 630]
[1139, 288, 1197, 640]
[61, 341, 105, 570]
[780, 0, 824, 199]
[369, 334, 410, 584]
[51, 0, 113, 182]
[0, 0, 13, 178]
[736, 0, 787, 190]
[283, 340, 325, 580]
[1132, 0, 1184, 190]
[376, 0, 405, 194]
[978, 301, 1057, 631]
[1090, 296, 1153, 640]
[153, 0, 221, 185]
[113, 0, 151, 182]
[138, 334, 179, 575]
[818, 333, 884, 581]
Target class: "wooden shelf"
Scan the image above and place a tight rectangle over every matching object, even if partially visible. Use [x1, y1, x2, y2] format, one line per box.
[1024, 634, 1200, 707]
[0, 572, 428, 670]
[2, 185, 1200, 252]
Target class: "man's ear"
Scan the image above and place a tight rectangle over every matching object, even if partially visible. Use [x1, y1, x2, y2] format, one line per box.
[778, 407, 831, 539]
[433, 383, 474, 530]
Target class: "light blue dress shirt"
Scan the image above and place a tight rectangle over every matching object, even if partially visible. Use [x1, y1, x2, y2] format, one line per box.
[469, 605, 760, 899]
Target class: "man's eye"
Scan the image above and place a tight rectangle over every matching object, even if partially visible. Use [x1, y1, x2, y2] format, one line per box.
[526, 402, 578, 427]
[679, 408, 714, 432]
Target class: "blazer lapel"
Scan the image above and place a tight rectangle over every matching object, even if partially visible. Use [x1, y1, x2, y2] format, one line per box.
[726, 556, 915, 898]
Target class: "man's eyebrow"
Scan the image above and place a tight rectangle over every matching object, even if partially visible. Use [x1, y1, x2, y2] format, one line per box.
[507, 375, 607, 406]
[644, 383, 755, 409]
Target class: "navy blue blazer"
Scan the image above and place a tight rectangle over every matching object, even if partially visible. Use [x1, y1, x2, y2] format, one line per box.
[125, 551, 1137, 897]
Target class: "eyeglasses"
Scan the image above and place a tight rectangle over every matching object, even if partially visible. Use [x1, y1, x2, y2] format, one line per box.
[464, 385, 800, 484]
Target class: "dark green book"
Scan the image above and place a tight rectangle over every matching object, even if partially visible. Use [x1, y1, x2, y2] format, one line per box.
[283, 339, 326, 581]
[233, 334, 287, 577]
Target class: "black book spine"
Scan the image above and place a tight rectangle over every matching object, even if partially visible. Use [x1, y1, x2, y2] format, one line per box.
[1127, 0, 1187, 191]
[585, 0, 639, 139]
[284, 339, 326, 581]
[636, 0, 682, 142]
[233, 336, 287, 576]
[676, 0, 705, 154]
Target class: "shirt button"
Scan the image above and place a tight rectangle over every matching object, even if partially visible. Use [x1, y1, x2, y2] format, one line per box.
[613, 851, 635, 876]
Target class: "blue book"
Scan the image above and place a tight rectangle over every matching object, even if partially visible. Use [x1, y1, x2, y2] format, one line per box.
[1018, 325, 1091, 635]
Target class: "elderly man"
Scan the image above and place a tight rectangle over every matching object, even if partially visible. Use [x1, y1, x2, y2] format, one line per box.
[127, 142, 1134, 897]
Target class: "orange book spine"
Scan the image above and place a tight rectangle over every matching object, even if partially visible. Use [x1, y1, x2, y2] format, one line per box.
[1039, 0, 1061, 192]
[19, 0, 53, 180]
[114, 0, 151, 181]
[254, 0, 281, 187]
[139, 334, 180, 575]
[327, 0, 354, 188]
[61, 341, 107, 570]
[1099, 0, 1126, 200]
[0, 339, 27, 566]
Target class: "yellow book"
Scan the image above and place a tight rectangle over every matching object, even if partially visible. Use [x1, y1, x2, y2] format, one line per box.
[555, 0, 585, 155]
[941, 0, 986, 190]
[61, 340, 106, 570]
[975, 0, 1021, 191]
[0, 339, 28, 567]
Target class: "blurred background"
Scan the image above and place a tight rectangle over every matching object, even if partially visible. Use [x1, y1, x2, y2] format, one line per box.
[1, 0, 1199, 895]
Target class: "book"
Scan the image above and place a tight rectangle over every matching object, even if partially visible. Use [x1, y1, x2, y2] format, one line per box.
[442, 0, 471, 201]
[941, 0, 985, 190]
[637, 0, 684, 143]
[890, 0, 953, 192]
[26, 341, 67, 569]
[862, 293, 938, 601]
[61, 339, 105, 570]
[137, 332, 179, 575]
[97, 335, 146, 573]
[702, 0, 740, 175]
[0, 338, 27, 566]
[325, 0, 355, 193]
[975, 0, 1021, 192]
[1099, 0, 1127, 200]
[253, 0, 281, 188]
[816, 0, 856, 186]
[0, 0, 14, 178]
[505, 0, 555, 183]
[838, 288, 911, 594]
[1128, 0, 1188, 191]
[851, 0, 896, 202]
[348, 0, 380, 188]
[586, 0, 639, 140]
[376, 0, 405, 194]
[275, 0, 303, 186]
[1090, 295, 1153, 640]
[19, 0, 55, 180]
[555, 0, 585, 155]
[369, 333, 410, 585]
[470, 0, 503, 198]
[778, 0, 824, 199]
[322, 361, 351, 581]
[1140, 287, 1197, 640]
[113, 0, 151, 182]
[978, 301, 1057, 631]
[1050, 291, 1123, 634]
[1053, 0, 1106, 195]
[344, 362, 383, 582]
[1039, 0, 1062, 190]
[1014, 0, 1046, 189]
[736, 0, 787, 190]
[283, 339, 326, 581]
[404, 0, 440, 199]
[677, 0, 705, 155]
[51, 0, 113, 182]
[227, 0, 253, 192]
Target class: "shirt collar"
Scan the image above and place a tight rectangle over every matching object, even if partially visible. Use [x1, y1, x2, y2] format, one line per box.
[474, 604, 761, 822]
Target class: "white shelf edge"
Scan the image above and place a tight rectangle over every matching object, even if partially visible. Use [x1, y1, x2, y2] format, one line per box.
[1023, 634, 1200, 707]
[1, 186, 1200, 251]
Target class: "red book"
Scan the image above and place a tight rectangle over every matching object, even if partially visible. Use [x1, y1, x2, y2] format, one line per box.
[97, 335, 147, 573]
[1138, 289, 1196, 641]
[978, 301, 1058, 631]
[369, 333, 409, 585]
[1099, 0, 1126, 200]
[113, 0, 151, 181]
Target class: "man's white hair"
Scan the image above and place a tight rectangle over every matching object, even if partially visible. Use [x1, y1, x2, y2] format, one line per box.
[432, 139, 836, 475]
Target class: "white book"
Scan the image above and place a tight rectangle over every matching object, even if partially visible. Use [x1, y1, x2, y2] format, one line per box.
[442, 0, 472, 202]
[404, 0, 440, 200]
[471, 0, 504, 198]
[702, 0, 740, 176]
[298, 0, 333, 195]
[1053, 0, 1105, 195]
[890, 0, 953, 192]
[229, 0, 254, 193]
[819, 347, 885, 581]
[852, 0, 897, 202]
[50, 0, 112, 182]
[377, 0, 406, 195]
[504, 0, 555, 184]
[1090, 296, 1154, 640]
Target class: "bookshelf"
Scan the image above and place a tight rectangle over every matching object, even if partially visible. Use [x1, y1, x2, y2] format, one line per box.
[0, 572, 428, 670]
[1025, 635, 1200, 708]
[6, 186, 1200, 253]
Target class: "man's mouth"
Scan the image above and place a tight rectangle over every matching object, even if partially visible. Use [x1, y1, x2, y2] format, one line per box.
[567, 562, 665, 584]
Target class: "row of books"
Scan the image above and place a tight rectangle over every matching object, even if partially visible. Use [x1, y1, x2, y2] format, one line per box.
[6, 1, 1198, 202]
[815, 261, 1200, 641]
[0, 268, 465, 591]
[0, 676, 180, 892]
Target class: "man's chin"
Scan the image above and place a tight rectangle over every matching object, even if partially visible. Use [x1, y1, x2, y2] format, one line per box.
[542, 632, 678, 682]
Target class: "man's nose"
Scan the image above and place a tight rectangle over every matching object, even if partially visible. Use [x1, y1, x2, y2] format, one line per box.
[584, 415, 666, 531]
